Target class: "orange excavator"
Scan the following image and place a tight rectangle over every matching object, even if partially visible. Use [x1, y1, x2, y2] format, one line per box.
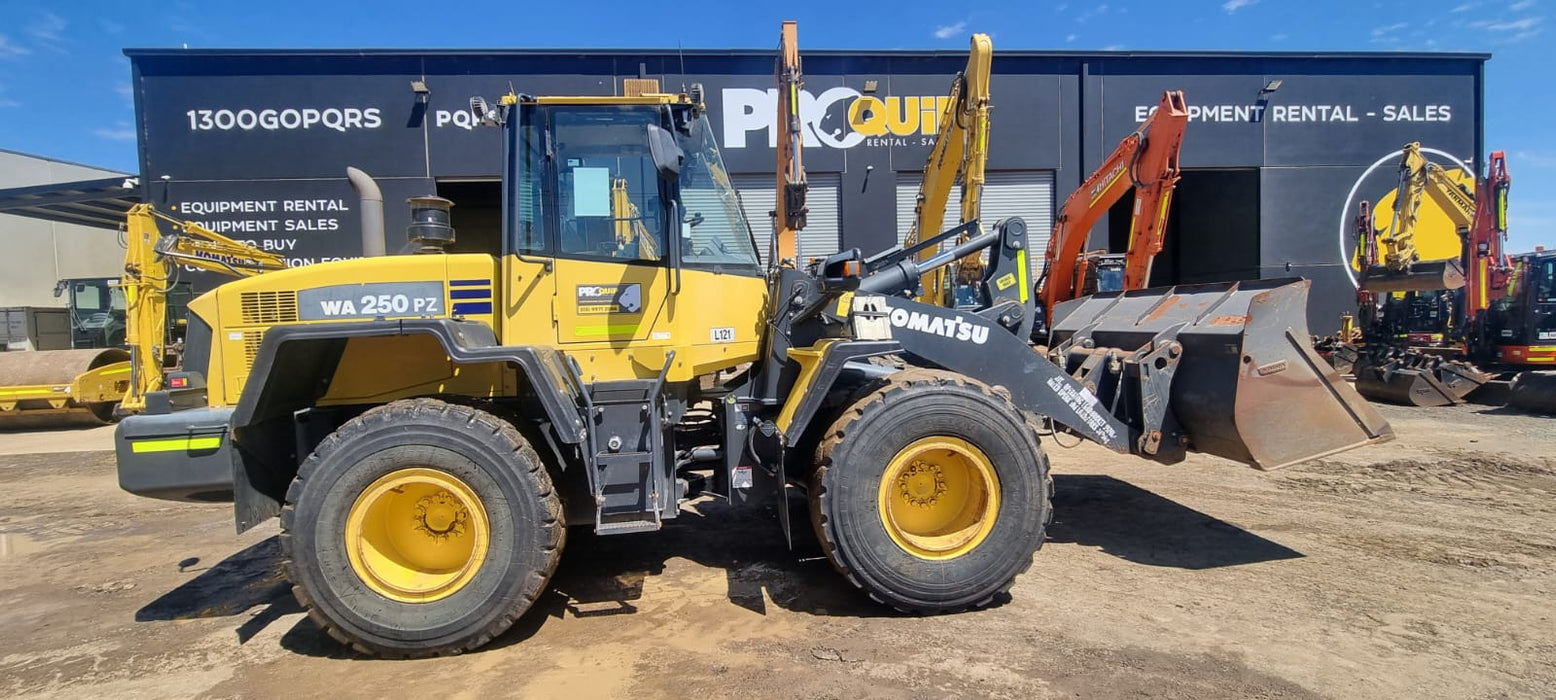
[771, 20, 806, 269]
[1036, 90, 1189, 330]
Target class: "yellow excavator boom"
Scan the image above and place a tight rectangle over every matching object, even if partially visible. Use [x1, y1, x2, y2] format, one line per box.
[901, 33, 992, 305]
[120, 203, 288, 412]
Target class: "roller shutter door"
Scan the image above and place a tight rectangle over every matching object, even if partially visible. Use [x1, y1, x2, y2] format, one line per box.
[732, 172, 840, 265]
[895, 170, 1054, 279]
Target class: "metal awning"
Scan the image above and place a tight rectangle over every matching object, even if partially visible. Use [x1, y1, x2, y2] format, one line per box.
[0, 177, 141, 230]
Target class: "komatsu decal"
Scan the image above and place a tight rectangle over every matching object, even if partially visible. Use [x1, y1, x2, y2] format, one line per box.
[886, 307, 990, 344]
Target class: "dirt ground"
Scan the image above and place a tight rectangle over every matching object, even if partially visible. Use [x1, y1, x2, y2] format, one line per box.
[1, 402, 1552, 699]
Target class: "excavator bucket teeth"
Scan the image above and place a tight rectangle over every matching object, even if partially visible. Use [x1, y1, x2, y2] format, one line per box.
[1353, 352, 1489, 407]
[1359, 259, 1466, 293]
[1050, 279, 1393, 470]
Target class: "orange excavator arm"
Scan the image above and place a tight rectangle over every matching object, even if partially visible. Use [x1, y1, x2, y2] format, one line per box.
[773, 20, 806, 268]
[1039, 90, 1187, 319]
[1465, 151, 1511, 317]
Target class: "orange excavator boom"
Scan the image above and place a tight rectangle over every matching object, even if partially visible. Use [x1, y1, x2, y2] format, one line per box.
[1038, 90, 1187, 320]
[773, 20, 806, 268]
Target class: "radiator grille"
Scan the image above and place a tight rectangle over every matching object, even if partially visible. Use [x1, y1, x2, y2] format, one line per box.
[240, 291, 298, 324]
[243, 331, 264, 369]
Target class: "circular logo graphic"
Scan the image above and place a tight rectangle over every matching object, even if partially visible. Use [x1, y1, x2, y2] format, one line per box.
[1336, 147, 1474, 289]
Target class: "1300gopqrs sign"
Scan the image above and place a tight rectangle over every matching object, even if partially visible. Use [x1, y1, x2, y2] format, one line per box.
[297, 282, 444, 321]
[184, 107, 383, 133]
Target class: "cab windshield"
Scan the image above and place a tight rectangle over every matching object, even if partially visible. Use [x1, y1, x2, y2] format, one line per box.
[678, 115, 760, 270]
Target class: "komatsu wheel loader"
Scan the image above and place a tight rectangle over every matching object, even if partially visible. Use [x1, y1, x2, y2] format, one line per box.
[115, 24, 1390, 658]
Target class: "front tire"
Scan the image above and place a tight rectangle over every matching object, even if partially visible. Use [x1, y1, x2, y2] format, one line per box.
[280, 398, 563, 657]
[810, 370, 1051, 613]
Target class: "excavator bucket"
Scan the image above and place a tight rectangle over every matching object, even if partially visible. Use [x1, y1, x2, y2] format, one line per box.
[0, 348, 131, 430]
[1359, 259, 1465, 293]
[1353, 350, 1490, 407]
[1050, 279, 1393, 470]
[1509, 371, 1556, 415]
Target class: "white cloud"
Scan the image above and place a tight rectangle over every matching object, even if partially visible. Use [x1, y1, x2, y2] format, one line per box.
[1371, 22, 1409, 39]
[94, 122, 136, 142]
[1104, 43, 1126, 50]
[0, 99, 18, 108]
[1471, 16, 1543, 30]
[0, 34, 30, 58]
[1066, 33, 1079, 42]
[1271, 32, 1289, 41]
[1512, 150, 1556, 168]
[1451, 1, 1482, 11]
[933, 21, 968, 39]
[1223, 0, 1257, 13]
[1509, 0, 1536, 10]
[1076, 3, 1111, 23]
[28, 11, 66, 52]
[115, 81, 134, 106]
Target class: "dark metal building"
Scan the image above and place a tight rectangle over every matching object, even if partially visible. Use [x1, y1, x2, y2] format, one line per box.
[125, 47, 1487, 333]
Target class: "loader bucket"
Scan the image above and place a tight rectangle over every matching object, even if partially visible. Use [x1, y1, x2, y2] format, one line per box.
[1050, 279, 1393, 470]
[1359, 259, 1465, 293]
[0, 348, 131, 430]
[1353, 351, 1489, 407]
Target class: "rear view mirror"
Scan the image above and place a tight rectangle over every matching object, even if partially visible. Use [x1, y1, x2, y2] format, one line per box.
[646, 124, 683, 180]
[52, 280, 66, 298]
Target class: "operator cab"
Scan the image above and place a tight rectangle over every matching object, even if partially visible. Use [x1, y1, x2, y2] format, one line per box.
[494, 93, 761, 274]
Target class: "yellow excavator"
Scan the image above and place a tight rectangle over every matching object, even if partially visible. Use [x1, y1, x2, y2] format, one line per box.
[1349, 143, 1492, 406]
[0, 204, 285, 428]
[1361, 142, 1471, 294]
[112, 22, 1388, 658]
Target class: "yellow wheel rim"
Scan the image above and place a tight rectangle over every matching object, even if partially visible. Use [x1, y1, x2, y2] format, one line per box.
[344, 467, 490, 603]
[877, 437, 1000, 560]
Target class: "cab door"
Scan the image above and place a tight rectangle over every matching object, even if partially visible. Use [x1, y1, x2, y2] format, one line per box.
[543, 106, 674, 380]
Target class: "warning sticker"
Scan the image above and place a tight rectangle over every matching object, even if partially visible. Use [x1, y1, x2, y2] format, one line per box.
[575, 284, 643, 315]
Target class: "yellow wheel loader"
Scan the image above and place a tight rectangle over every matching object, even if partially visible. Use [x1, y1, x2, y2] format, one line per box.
[115, 26, 1391, 658]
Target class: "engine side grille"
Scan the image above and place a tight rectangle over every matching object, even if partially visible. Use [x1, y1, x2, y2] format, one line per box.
[242, 331, 264, 370]
[240, 291, 299, 325]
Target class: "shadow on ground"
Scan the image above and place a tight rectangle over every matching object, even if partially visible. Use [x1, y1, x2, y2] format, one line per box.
[134, 536, 301, 643]
[134, 476, 1297, 657]
[1047, 474, 1302, 569]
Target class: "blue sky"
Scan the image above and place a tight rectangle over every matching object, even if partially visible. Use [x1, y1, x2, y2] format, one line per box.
[0, 0, 1550, 251]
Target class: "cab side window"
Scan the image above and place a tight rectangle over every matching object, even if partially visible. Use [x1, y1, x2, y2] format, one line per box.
[553, 108, 665, 262]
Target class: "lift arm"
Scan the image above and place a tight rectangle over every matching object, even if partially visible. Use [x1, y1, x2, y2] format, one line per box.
[773, 20, 806, 268]
[899, 33, 993, 305]
[121, 203, 288, 412]
[1038, 90, 1187, 321]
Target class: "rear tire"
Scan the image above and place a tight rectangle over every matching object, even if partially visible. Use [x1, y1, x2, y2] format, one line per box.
[280, 398, 564, 657]
[810, 370, 1050, 613]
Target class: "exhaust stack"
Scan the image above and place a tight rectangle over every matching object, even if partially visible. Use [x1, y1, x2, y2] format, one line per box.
[346, 167, 386, 257]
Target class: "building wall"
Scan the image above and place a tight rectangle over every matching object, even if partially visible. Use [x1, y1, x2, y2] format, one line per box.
[0, 151, 130, 307]
[127, 49, 1484, 333]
